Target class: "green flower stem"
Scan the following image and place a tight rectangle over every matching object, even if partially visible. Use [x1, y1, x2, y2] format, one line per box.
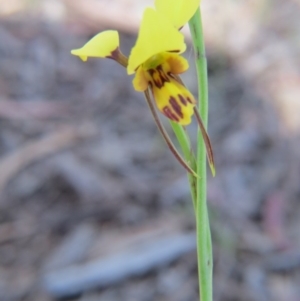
[169, 121, 197, 209]
[189, 7, 213, 301]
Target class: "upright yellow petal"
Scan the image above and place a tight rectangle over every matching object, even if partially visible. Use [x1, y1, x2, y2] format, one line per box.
[155, 0, 201, 29]
[71, 30, 119, 61]
[127, 8, 186, 74]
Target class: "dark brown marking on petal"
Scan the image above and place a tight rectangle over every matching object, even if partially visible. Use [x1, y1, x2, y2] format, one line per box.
[169, 50, 180, 53]
[148, 69, 162, 88]
[169, 97, 183, 118]
[148, 66, 170, 89]
[178, 94, 187, 106]
[162, 106, 180, 122]
[148, 69, 156, 78]
[187, 97, 193, 104]
[157, 65, 169, 84]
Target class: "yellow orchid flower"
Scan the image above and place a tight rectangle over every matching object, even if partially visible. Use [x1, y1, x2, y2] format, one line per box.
[127, 7, 195, 126]
[71, 0, 201, 126]
[70, 0, 214, 175]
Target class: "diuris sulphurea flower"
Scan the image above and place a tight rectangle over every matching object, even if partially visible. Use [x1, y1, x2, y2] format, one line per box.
[71, 0, 214, 176]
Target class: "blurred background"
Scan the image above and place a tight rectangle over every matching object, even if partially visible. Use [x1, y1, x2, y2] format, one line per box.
[0, 0, 300, 300]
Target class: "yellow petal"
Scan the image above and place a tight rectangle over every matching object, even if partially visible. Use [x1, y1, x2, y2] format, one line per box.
[127, 8, 186, 75]
[155, 0, 201, 29]
[151, 77, 196, 125]
[71, 30, 119, 61]
[132, 67, 148, 91]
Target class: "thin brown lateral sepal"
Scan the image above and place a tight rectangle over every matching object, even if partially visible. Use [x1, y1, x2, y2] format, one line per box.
[193, 108, 216, 177]
[144, 89, 199, 178]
